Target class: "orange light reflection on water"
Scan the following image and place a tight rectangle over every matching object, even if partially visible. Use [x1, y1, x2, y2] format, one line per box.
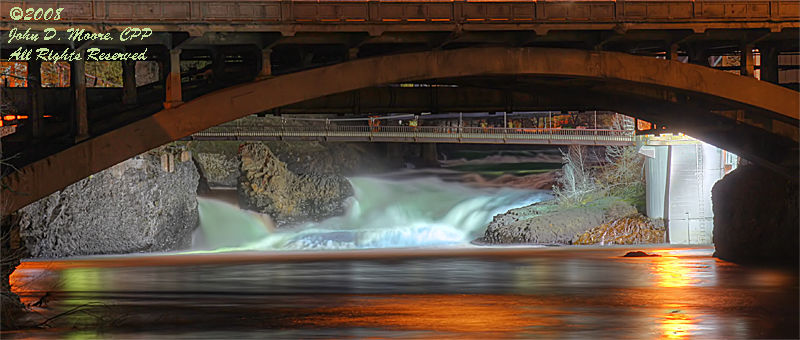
[294, 295, 569, 339]
[654, 303, 700, 340]
[646, 250, 707, 339]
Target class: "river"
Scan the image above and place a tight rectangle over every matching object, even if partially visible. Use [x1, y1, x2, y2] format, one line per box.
[5, 175, 798, 339]
[7, 245, 798, 339]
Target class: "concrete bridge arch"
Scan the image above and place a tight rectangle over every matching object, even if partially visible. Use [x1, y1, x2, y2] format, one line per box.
[3, 47, 798, 213]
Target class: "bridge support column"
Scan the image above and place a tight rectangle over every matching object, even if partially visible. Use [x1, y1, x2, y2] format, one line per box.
[740, 43, 756, 77]
[641, 136, 736, 244]
[258, 48, 272, 79]
[27, 58, 44, 140]
[759, 45, 780, 84]
[164, 49, 183, 109]
[665, 43, 679, 61]
[685, 45, 710, 66]
[420, 143, 438, 168]
[122, 59, 137, 105]
[212, 49, 226, 86]
[71, 50, 89, 142]
[348, 48, 359, 60]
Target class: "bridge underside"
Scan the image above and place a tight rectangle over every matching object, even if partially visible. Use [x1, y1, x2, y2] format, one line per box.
[1, 46, 798, 213]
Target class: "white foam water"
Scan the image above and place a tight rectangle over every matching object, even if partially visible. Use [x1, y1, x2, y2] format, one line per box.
[196, 176, 551, 251]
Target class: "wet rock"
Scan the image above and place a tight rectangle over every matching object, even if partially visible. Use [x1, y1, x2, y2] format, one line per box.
[482, 197, 637, 245]
[622, 251, 660, 257]
[18, 150, 199, 258]
[238, 143, 353, 228]
[712, 165, 799, 266]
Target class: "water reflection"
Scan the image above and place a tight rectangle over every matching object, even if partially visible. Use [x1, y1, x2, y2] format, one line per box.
[6, 246, 798, 339]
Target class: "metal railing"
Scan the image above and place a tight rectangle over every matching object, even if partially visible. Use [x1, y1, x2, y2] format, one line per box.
[190, 124, 635, 145]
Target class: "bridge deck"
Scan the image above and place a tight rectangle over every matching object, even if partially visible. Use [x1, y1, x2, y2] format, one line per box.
[2, 0, 797, 27]
[187, 125, 635, 145]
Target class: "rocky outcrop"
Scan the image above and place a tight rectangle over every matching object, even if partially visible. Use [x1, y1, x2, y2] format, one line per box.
[712, 165, 799, 266]
[17, 149, 200, 258]
[238, 143, 353, 228]
[187, 141, 241, 187]
[187, 140, 387, 188]
[480, 197, 637, 244]
[263, 141, 386, 175]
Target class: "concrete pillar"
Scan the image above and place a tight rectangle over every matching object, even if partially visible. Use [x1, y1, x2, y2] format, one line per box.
[348, 48, 359, 60]
[258, 48, 272, 79]
[686, 46, 710, 66]
[740, 43, 755, 77]
[164, 49, 183, 109]
[760, 45, 780, 84]
[27, 58, 44, 140]
[122, 59, 137, 105]
[420, 143, 438, 167]
[665, 43, 679, 61]
[71, 50, 89, 142]
[640, 145, 670, 220]
[212, 49, 226, 86]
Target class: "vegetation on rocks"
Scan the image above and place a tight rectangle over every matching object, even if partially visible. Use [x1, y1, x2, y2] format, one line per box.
[574, 214, 665, 245]
[553, 116, 645, 208]
[481, 116, 658, 245]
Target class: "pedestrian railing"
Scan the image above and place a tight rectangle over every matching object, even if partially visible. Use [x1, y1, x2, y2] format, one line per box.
[190, 124, 635, 145]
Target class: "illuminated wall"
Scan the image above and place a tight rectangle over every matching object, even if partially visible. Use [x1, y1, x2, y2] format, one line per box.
[639, 135, 738, 244]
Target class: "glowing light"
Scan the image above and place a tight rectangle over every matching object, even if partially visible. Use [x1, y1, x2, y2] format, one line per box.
[657, 305, 698, 340]
[651, 256, 692, 288]
[16, 115, 28, 119]
[3, 115, 16, 120]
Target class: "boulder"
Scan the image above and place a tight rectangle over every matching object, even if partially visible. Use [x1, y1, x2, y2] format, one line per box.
[187, 141, 241, 188]
[18, 150, 200, 258]
[481, 197, 637, 244]
[260, 141, 386, 175]
[712, 165, 799, 266]
[238, 143, 353, 228]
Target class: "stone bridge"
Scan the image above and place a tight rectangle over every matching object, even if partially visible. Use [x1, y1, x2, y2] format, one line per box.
[1, 0, 798, 213]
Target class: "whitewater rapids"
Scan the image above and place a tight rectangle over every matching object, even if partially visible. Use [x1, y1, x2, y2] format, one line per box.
[195, 176, 551, 252]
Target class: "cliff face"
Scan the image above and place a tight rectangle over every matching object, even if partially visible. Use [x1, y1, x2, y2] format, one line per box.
[712, 165, 799, 266]
[188, 140, 387, 189]
[238, 143, 353, 228]
[17, 150, 200, 258]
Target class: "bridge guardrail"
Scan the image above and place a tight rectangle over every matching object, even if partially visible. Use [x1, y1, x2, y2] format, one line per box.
[2, 0, 796, 24]
[191, 124, 635, 144]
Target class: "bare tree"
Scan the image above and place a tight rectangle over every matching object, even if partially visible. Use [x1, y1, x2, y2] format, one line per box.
[597, 115, 645, 202]
[552, 115, 645, 207]
[553, 145, 600, 206]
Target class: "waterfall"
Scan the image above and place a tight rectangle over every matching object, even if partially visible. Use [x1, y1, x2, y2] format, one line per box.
[195, 176, 551, 252]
